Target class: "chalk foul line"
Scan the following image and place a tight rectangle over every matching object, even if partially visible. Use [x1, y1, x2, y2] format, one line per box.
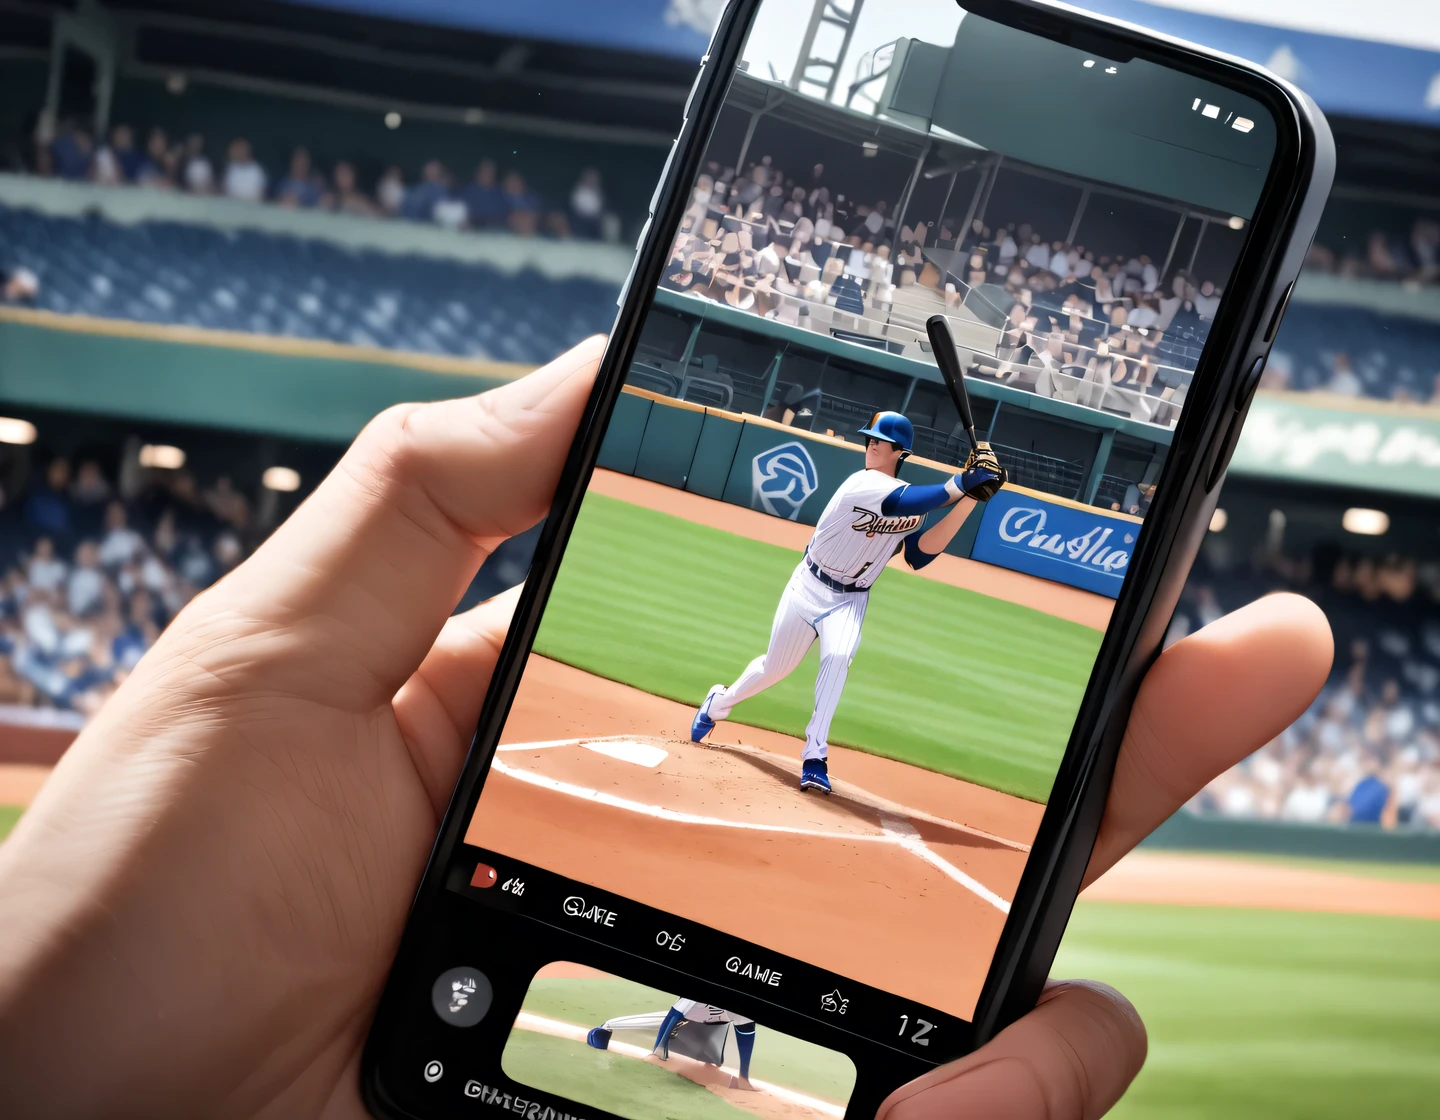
[489, 757, 1010, 914]
[513, 1012, 847, 1118]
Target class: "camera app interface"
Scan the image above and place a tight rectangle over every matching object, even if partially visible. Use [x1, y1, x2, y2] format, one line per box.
[450, 0, 1279, 1082]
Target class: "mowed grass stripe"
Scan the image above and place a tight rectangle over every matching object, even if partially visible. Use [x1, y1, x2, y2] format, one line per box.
[1057, 901, 1440, 1119]
[534, 493, 1102, 802]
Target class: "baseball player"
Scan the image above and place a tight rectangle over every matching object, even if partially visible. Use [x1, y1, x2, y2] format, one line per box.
[690, 411, 1005, 793]
[587, 998, 758, 1090]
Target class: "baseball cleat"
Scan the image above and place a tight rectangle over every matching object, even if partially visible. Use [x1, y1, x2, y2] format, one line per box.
[690, 684, 724, 742]
[586, 1028, 612, 1050]
[799, 758, 832, 794]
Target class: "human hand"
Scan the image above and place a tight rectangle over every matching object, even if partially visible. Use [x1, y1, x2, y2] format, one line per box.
[877, 594, 1330, 1120]
[0, 334, 1331, 1119]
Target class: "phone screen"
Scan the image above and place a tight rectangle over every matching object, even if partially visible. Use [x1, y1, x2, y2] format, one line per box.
[398, 2, 1283, 1115]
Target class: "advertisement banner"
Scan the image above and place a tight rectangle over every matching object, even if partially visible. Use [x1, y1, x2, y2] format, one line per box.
[1231, 394, 1440, 497]
[971, 490, 1138, 598]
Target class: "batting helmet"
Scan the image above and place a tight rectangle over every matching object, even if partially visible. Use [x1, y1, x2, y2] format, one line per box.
[857, 411, 914, 453]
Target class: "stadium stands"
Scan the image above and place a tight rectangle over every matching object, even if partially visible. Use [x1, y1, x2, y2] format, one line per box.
[0, 436, 527, 718]
[1176, 543, 1440, 830]
[0, 203, 617, 364]
[1267, 301, 1440, 403]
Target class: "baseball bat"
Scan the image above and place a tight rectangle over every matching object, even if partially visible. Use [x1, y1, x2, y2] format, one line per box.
[926, 314, 978, 451]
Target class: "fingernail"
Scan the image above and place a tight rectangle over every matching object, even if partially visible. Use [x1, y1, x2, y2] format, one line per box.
[886, 1059, 1046, 1120]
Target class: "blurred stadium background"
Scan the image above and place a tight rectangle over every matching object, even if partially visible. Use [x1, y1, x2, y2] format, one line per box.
[0, 0, 1436, 1114]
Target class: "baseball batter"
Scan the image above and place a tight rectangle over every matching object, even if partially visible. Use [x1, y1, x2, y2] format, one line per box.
[691, 411, 1005, 793]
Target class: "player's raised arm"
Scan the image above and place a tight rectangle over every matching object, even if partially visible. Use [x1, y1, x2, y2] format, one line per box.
[901, 496, 978, 570]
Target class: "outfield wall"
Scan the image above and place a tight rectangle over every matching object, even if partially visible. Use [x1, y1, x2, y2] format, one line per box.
[600, 386, 1142, 597]
[0, 307, 524, 442]
[1144, 810, 1440, 863]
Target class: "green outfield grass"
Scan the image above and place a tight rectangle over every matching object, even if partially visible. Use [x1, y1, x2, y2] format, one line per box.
[534, 493, 1103, 801]
[517, 974, 856, 1102]
[1056, 899, 1440, 1119]
[0, 805, 21, 842]
[503, 1033, 757, 1120]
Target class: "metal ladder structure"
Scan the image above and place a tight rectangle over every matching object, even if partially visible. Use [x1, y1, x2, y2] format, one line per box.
[789, 0, 867, 102]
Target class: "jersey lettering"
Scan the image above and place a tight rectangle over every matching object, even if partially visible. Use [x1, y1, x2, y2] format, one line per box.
[804, 469, 918, 586]
[850, 508, 923, 537]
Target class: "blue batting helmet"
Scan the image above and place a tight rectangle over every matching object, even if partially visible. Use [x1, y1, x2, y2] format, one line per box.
[857, 411, 914, 453]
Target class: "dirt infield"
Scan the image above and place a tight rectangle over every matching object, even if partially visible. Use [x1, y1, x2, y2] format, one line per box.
[588, 470, 1113, 631]
[470, 655, 1041, 1018]
[1086, 850, 1440, 920]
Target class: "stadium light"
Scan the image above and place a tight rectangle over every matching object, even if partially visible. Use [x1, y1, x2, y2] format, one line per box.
[0, 417, 37, 445]
[1083, 59, 1095, 68]
[263, 466, 302, 493]
[384, 112, 402, 130]
[1227, 216, 1246, 230]
[1343, 507, 1389, 536]
[139, 444, 186, 469]
[166, 73, 187, 95]
[1232, 116, 1255, 133]
[1209, 508, 1227, 533]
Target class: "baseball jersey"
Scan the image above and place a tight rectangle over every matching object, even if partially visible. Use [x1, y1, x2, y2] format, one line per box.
[673, 999, 755, 1028]
[805, 469, 920, 588]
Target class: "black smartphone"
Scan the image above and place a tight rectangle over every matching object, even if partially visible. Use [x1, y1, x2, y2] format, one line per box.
[363, 1, 1332, 1116]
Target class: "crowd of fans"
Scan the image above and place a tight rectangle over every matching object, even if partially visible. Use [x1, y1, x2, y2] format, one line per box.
[0, 455, 262, 715]
[1306, 217, 1440, 286]
[31, 116, 621, 242]
[1174, 540, 1440, 831]
[663, 154, 1226, 427]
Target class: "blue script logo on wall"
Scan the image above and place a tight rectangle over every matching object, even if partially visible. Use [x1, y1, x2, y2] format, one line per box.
[752, 442, 819, 521]
[971, 489, 1137, 598]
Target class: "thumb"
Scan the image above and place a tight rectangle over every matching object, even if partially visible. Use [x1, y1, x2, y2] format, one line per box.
[168, 336, 605, 707]
[877, 981, 1147, 1120]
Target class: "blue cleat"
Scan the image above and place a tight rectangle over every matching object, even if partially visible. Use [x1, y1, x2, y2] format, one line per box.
[587, 1027, 612, 1050]
[800, 758, 832, 794]
[691, 684, 723, 742]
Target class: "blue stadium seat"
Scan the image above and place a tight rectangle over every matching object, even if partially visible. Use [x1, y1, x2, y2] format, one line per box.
[0, 203, 618, 365]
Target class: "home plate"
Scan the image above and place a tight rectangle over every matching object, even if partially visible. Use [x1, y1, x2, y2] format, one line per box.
[582, 739, 669, 767]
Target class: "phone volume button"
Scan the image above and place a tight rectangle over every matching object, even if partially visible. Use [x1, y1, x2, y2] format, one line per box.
[1235, 354, 1267, 410]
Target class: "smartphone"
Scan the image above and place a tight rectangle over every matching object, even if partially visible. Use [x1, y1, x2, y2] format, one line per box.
[362, 1, 1332, 1116]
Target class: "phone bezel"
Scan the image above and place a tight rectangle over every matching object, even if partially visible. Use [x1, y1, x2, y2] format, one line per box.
[362, 0, 1334, 1111]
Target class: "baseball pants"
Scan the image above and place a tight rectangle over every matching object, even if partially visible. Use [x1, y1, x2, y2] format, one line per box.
[708, 562, 868, 761]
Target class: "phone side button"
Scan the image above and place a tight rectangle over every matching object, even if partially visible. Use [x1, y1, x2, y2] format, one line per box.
[1206, 357, 1266, 490]
[1234, 354, 1266, 410]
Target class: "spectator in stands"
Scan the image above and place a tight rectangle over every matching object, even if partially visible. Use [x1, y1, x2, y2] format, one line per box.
[203, 476, 250, 531]
[26, 537, 67, 595]
[328, 161, 377, 216]
[376, 165, 406, 216]
[92, 124, 142, 185]
[23, 460, 73, 539]
[274, 147, 323, 208]
[1326, 352, 1362, 397]
[66, 541, 105, 618]
[223, 138, 268, 202]
[136, 128, 178, 189]
[2, 266, 39, 304]
[462, 160, 507, 229]
[502, 171, 542, 237]
[182, 134, 214, 194]
[98, 501, 145, 569]
[47, 119, 93, 181]
[401, 160, 450, 223]
[569, 169, 608, 240]
[1193, 279, 1221, 321]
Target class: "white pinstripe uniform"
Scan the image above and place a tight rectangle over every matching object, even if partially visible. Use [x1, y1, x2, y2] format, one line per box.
[707, 468, 921, 761]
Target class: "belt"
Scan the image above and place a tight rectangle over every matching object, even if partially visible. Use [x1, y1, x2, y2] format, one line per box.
[805, 557, 865, 594]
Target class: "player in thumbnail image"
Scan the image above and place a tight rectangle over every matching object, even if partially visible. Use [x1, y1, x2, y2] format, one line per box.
[690, 411, 1006, 793]
[588, 999, 758, 1091]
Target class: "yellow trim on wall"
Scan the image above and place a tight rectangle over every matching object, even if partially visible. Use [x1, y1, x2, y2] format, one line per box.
[0, 305, 533, 381]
